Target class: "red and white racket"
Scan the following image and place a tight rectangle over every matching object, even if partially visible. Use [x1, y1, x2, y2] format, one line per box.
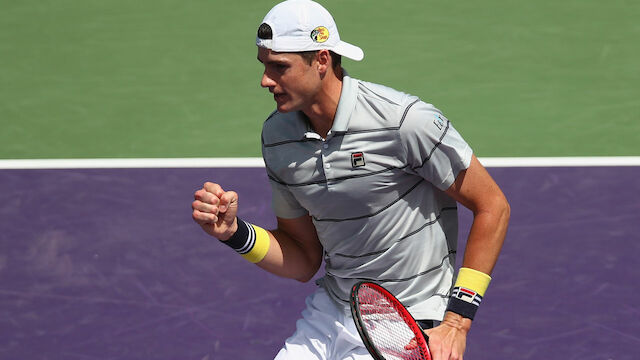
[350, 281, 432, 360]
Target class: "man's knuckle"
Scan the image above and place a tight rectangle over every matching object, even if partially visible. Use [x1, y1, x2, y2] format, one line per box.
[205, 182, 221, 191]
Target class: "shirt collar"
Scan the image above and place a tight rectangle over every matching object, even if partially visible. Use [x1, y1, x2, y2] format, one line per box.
[330, 71, 358, 134]
[301, 70, 358, 140]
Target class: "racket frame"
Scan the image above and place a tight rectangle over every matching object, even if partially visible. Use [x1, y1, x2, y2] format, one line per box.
[349, 281, 431, 360]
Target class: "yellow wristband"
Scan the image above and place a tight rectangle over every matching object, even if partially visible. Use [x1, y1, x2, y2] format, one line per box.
[240, 224, 271, 263]
[222, 218, 271, 264]
[454, 267, 492, 296]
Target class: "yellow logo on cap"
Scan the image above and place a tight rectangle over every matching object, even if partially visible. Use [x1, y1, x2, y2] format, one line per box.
[310, 26, 329, 43]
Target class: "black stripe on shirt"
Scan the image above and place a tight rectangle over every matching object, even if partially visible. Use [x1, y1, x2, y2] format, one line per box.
[326, 250, 456, 283]
[333, 206, 458, 258]
[312, 179, 424, 222]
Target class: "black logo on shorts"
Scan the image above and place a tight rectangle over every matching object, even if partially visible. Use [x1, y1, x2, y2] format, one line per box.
[351, 152, 365, 168]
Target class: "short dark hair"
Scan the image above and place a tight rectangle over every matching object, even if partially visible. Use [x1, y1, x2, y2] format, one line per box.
[257, 23, 342, 70]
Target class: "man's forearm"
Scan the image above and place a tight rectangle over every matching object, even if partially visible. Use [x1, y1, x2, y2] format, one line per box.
[460, 198, 510, 274]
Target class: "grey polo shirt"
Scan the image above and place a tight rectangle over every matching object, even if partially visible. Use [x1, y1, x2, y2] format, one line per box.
[261, 74, 473, 320]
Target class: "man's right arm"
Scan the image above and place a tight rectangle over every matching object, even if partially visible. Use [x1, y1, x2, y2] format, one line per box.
[259, 215, 323, 282]
[192, 182, 323, 282]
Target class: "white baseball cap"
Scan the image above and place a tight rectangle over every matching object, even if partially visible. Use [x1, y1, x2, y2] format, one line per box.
[256, 0, 364, 61]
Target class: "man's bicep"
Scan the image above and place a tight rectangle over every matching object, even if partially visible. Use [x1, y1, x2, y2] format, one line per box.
[277, 215, 319, 245]
[276, 215, 323, 263]
[445, 155, 506, 213]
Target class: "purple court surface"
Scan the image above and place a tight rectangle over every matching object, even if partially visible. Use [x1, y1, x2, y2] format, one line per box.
[1, 166, 639, 360]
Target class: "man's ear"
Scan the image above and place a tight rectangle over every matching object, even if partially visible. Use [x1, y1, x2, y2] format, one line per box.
[316, 49, 331, 75]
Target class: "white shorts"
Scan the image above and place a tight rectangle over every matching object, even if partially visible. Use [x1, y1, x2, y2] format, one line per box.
[274, 287, 373, 360]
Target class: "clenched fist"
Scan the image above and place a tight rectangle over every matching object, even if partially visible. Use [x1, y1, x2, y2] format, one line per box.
[192, 182, 239, 240]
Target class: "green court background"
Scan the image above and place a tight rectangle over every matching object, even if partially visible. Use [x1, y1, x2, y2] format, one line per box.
[1, 0, 638, 159]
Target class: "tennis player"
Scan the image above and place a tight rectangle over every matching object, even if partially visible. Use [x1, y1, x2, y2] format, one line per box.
[192, 1, 510, 359]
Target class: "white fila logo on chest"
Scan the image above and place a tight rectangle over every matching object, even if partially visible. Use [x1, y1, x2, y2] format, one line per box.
[351, 152, 365, 168]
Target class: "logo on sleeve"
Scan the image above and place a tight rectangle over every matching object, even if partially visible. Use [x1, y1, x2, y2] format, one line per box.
[351, 152, 365, 168]
[434, 114, 446, 130]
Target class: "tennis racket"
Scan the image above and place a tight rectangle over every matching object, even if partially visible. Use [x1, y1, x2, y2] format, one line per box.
[350, 281, 432, 360]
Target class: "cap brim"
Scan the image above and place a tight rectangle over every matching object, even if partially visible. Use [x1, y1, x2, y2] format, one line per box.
[332, 41, 364, 61]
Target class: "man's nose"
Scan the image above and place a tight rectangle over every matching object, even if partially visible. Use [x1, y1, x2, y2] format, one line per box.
[261, 72, 276, 88]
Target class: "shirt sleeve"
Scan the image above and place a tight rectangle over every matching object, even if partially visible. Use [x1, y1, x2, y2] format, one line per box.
[265, 170, 310, 219]
[398, 99, 473, 191]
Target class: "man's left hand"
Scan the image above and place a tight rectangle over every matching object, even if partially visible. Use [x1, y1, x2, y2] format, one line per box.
[424, 312, 472, 360]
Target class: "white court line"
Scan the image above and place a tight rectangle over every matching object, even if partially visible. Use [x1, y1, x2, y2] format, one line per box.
[0, 157, 639, 169]
[479, 157, 640, 167]
[0, 158, 265, 169]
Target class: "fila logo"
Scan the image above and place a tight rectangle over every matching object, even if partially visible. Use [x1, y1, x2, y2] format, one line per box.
[451, 286, 483, 306]
[434, 114, 446, 130]
[351, 152, 366, 168]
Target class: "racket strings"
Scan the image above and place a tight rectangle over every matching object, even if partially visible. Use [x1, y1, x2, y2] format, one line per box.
[357, 285, 427, 360]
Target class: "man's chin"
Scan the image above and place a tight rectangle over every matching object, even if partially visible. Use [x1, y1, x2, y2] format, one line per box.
[276, 103, 295, 113]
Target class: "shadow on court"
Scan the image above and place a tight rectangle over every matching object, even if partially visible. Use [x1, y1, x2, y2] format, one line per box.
[0, 166, 638, 359]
